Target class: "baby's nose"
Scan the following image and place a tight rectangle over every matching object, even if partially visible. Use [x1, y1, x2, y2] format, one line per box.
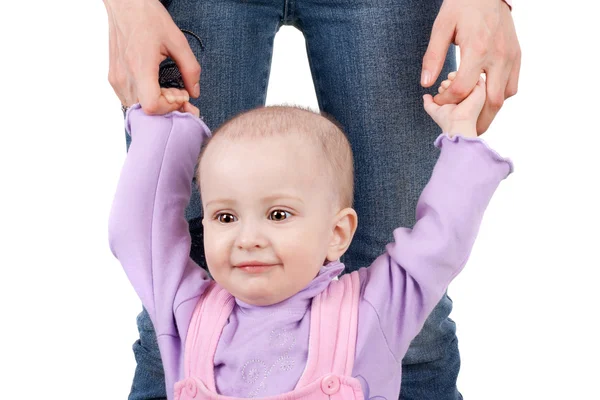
[235, 221, 268, 249]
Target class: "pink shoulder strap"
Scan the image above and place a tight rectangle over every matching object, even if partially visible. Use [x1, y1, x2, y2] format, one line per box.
[183, 281, 235, 391]
[296, 270, 361, 387]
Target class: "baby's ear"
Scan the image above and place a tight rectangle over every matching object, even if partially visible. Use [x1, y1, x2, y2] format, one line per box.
[326, 208, 358, 261]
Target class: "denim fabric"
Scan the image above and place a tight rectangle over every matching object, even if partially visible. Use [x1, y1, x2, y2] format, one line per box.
[126, 0, 460, 399]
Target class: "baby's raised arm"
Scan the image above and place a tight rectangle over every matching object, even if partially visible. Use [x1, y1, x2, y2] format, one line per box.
[108, 104, 212, 343]
[360, 73, 513, 360]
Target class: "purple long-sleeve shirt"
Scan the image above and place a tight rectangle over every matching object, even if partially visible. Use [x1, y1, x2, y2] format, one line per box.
[109, 104, 512, 400]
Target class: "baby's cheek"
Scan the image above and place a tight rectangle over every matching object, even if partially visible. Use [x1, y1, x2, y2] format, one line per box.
[203, 228, 229, 269]
[282, 229, 313, 255]
[283, 229, 327, 270]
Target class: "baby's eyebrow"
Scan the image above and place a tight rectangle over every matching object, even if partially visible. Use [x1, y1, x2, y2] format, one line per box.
[204, 198, 236, 209]
[260, 194, 305, 205]
[204, 194, 305, 210]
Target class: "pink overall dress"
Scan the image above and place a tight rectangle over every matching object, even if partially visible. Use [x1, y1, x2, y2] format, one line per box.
[174, 271, 365, 400]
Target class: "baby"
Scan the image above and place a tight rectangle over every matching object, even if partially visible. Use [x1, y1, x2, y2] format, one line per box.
[109, 72, 512, 400]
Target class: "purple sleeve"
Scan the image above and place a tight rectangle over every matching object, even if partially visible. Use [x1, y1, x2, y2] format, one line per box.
[360, 134, 513, 361]
[108, 104, 213, 342]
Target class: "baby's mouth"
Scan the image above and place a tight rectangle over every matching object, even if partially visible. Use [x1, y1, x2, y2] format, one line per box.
[234, 262, 279, 274]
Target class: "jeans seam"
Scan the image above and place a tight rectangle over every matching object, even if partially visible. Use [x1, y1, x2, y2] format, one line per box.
[303, 32, 326, 112]
[283, 0, 295, 24]
[260, 24, 279, 105]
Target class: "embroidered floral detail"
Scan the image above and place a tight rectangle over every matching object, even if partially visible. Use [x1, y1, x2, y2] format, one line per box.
[242, 326, 298, 396]
[279, 355, 295, 371]
[241, 359, 266, 385]
[270, 328, 292, 348]
[248, 381, 266, 398]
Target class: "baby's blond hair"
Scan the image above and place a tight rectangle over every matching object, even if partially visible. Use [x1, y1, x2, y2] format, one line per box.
[198, 105, 354, 208]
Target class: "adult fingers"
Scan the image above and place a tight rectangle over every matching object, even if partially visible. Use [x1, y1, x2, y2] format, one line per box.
[476, 63, 510, 134]
[167, 30, 201, 98]
[505, 47, 521, 99]
[135, 60, 179, 115]
[106, 11, 128, 105]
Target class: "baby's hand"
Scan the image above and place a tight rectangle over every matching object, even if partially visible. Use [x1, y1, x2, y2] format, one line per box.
[160, 88, 200, 117]
[423, 72, 486, 138]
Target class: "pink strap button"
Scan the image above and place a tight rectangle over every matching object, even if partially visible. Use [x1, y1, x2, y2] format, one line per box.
[185, 378, 198, 398]
[321, 375, 341, 395]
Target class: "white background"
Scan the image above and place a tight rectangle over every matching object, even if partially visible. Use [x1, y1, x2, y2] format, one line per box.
[1, 0, 599, 398]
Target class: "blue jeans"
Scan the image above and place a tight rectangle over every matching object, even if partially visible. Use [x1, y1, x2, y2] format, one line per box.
[127, 0, 461, 399]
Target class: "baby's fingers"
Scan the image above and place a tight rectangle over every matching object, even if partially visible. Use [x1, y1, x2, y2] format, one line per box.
[455, 75, 487, 116]
[161, 87, 190, 104]
[422, 94, 440, 117]
[179, 102, 200, 117]
[438, 79, 451, 94]
[438, 72, 458, 94]
[159, 87, 199, 117]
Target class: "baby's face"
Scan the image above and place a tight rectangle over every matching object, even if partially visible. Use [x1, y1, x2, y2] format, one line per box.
[200, 133, 338, 306]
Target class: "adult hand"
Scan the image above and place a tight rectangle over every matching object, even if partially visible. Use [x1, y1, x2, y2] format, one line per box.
[421, 0, 520, 134]
[103, 0, 201, 114]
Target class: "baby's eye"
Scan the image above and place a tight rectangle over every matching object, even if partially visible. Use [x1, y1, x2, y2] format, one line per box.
[269, 210, 291, 221]
[216, 213, 237, 223]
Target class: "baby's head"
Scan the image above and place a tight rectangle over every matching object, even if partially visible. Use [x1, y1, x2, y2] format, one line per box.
[198, 106, 357, 306]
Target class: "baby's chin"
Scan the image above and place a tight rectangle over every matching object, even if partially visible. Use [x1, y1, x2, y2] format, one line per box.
[210, 265, 317, 306]
[231, 286, 294, 307]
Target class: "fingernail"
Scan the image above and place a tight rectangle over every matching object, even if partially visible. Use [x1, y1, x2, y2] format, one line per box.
[422, 70, 431, 86]
[165, 94, 175, 103]
[193, 83, 200, 97]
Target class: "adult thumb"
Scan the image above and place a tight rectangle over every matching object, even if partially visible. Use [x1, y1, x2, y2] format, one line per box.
[421, 16, 454, 87]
